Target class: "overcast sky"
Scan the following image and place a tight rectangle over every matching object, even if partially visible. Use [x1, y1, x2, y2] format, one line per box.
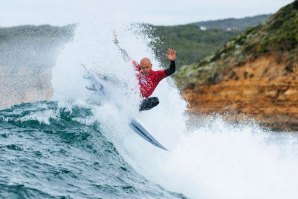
[0, 0, 294, 27]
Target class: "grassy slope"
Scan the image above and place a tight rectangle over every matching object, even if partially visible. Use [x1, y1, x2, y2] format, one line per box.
[175, 1, 298, 88]
[148, 15, 270, 68]
[151, 24, 238, 67]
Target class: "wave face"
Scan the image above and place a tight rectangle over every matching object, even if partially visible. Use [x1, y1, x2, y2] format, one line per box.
[0, 102, 186, 199]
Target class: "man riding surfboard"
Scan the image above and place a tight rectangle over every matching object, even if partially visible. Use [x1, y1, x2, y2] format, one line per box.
[113, 31, 177, 111]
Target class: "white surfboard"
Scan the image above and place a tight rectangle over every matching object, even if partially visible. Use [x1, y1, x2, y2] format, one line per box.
[130, 119, 168, 150]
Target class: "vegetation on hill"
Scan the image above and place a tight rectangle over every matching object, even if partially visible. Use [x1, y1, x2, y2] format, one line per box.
[150, 24, 238, 67]
[147, 15, 270, 68]
[175, 1, 298, 88]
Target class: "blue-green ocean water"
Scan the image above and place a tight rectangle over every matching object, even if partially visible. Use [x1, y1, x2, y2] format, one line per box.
[0, 101, 187, 199]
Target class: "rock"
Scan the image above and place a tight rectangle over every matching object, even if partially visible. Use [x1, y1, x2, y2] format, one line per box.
[182, 55, 298, 131]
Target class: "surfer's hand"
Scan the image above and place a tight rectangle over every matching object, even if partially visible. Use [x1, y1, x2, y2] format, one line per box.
[167, 48, 176, 61]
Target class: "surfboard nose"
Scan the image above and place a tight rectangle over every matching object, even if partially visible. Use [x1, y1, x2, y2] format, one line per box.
[130, 119, 168, 151]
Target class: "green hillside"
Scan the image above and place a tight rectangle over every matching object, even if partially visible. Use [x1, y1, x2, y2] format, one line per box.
[150, 24, 238, 67]
[147, 15, 270, 68]
[175, 1, 298, 87]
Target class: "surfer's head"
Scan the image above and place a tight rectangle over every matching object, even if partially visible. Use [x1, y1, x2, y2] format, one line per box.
[140, 58, 152, 76]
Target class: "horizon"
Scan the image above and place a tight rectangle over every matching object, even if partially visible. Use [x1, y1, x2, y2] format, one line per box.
[0, 13, 272, 28]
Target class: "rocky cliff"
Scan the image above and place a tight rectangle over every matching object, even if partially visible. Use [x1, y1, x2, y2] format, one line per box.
[178, 1, 298, 131]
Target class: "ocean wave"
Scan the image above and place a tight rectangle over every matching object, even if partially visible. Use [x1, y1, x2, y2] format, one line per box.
[0, 101, 187, 199]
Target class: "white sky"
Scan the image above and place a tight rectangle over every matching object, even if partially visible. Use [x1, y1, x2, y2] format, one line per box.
[0, 0, 294, 27]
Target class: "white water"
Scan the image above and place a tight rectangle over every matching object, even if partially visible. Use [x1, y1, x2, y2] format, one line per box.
[51, 1, 298, 199]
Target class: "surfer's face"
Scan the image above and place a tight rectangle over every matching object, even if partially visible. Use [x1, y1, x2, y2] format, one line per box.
[140, 58, 152, 76]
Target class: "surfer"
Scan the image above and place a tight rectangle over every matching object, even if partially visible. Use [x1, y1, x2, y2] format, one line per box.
[113, 31, 176, 111]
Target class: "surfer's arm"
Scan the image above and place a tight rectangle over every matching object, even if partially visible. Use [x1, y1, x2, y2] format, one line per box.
[164, 48, 176, 76]
[113, 31, 132, 62]
[165, 61, 176, 76]
[113, 32, 140, 70]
